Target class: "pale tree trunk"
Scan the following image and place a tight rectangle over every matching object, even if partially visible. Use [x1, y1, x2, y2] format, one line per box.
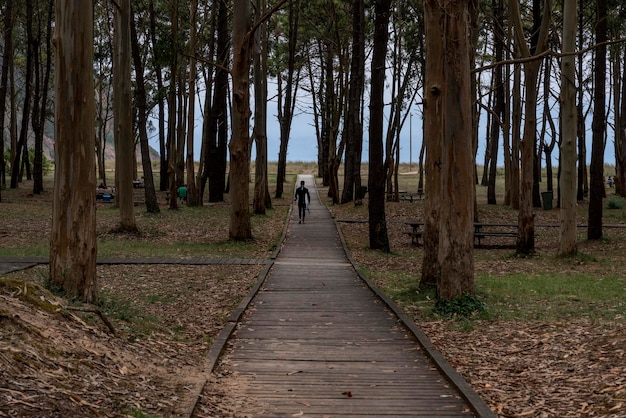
[230, 0, 252, 240]
[113, 0, 136, 231]
[420, 0, 445, 288]
[253, 0, 270, 214]
[186, 0, 199, 206]
[50, 0, 97, 303]
[368, 0, 391, 252]
[509, 0, 551, 255]
[435, 0, 476, 301]
[588, 0, 607, 240]
[420, 0, 444, 289]
[559, 0, 577, 255]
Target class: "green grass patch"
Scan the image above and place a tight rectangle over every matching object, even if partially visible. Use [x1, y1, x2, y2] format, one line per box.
[476, 272, 626, 322]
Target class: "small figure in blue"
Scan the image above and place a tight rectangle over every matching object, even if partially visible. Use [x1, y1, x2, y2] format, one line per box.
[294, 180, 311, 224]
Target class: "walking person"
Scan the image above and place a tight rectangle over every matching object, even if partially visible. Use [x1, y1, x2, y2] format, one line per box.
[294, 180, 311, 224]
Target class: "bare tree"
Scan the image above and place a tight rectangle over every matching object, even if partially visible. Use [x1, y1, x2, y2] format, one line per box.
[49, 0, 97, 303]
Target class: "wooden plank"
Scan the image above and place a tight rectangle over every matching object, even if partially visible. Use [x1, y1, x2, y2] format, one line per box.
[212, 175, 491, 417]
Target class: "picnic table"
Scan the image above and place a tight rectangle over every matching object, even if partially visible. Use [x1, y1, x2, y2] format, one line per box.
[96, 187, 115, 202]
[404, 221, 517, 247]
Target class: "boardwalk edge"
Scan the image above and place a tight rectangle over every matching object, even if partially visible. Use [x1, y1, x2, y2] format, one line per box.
[333, 217, 497, 418]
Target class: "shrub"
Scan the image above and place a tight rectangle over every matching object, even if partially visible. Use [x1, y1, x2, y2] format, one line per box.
[606, 195, 625, 209]
[432, 292, 486, 319]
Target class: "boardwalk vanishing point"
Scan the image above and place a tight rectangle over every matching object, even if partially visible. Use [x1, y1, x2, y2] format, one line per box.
[194, 175, 495, 417]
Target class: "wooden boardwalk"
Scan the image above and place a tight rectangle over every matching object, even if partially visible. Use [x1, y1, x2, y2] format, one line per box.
[217, 175, 494, 417]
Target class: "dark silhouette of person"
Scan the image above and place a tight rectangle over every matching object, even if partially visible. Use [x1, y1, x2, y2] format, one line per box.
[294, 180, 311, 224]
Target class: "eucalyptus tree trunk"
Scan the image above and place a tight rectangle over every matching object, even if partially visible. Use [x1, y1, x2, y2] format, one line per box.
[186, 0, 199, 206]
[432, 0, 477, 301]
[275, 0, 301, 199]
[618, 51, 626, 197]
[0, 0, 12, 200]
[167, 0, 179, 210]
[149, 0, 168, 192]
[341, 0, 365, 204]
[50, 0, 97, 303]
[113, 0, 137, 230]
[588, 0, 607, 240]
[230, 0, 253, 240]
[368, 0, 391, 252]
[253, 0, 271, 214]
[130, 5, 159, 214]
[32, 0, 53, 195]
[559, 0, 577, 255]
[420, 0, 444, 289]
[509, 0, 551, 255]
[11, 0, 34, 189]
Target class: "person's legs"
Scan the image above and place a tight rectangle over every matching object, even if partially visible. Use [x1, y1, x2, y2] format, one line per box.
[298, 204, 306, 223]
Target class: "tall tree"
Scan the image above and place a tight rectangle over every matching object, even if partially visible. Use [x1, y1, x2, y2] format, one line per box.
[368, 0, 391, 252]
[427, 0, 477, 300]
[559, 0, 578, 255]
[341, 0, 365, 204]
[275, 0, 301, 199]
[113, 0, 137, 230]
[49, 0, 97, 303]
[10, 0, 35, 189]
[588, 0, 607, 240]
[202, 0, 229, 204]
[230, 0, 253, 240]
[186, 0, 199, 206]
[0, 0, 14, 201]
[130, 5, 160, 214]
[149, 0, 168, 192]
[509, 0, 551, 255]
[31, 0, 53, 195]
[253, 0, 271, 214]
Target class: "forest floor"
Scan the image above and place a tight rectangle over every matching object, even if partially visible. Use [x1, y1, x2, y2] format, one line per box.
[1, 177, 626, 417]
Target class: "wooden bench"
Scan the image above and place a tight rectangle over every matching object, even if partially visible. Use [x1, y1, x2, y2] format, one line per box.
[404, 221, 517, 247]
[474, 223, 517, 247]
[405, 222, 424, 246]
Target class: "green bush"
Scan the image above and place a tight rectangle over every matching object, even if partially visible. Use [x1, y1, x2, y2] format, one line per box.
[432, 292, 486, 319]
[606, 195, 625, 209]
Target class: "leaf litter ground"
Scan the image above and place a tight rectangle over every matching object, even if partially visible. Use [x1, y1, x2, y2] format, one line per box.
[2, 182, 626, 417]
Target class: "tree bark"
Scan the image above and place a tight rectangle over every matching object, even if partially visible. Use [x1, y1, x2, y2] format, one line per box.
[435, 0, 476, 301]
[0, 0, 12, 201]
[130, 5, 159, 214]
[368, 0, 391, 252]
[253, 0, 270, 214]
[11, 0, 34, 189]
[230, 0, 253, 241]
[113, 0, 137, 230]
[559, 0, 577, 255]
[588, 0, 607, 240]
[341, 0, 365, 204]
[49, 0, 97, 303]
[186, 0, 199, 206]
[509, 0, 551, 255]
[420, 0, 444, 289]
